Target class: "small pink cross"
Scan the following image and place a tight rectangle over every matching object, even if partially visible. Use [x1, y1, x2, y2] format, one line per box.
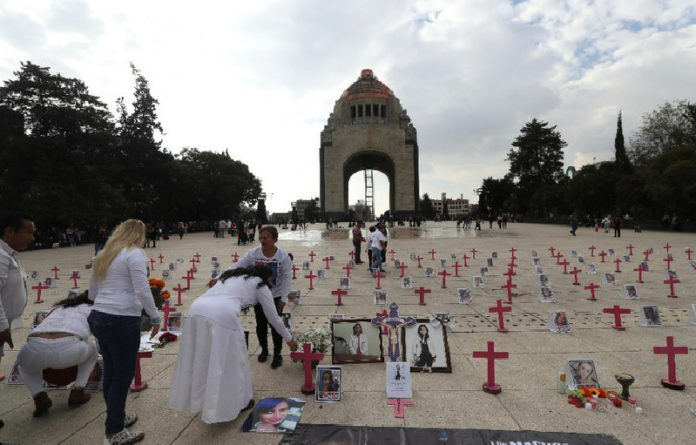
[414, 287, 431, 306]
[387, 398, 413, 418]
[584, 282, 600, 301]
[305, 271, 317, 290]
[331, 288, 346, 306]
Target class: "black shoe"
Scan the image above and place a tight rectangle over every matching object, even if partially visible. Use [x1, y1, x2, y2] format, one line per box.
[258, 349, 269, 363]
[271, 355, 283, 369]
[241, 399, 255, 412]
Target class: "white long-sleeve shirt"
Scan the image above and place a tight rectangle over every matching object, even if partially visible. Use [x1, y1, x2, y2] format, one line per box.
[0, 239, 28, 331]
[348, 334, 368, 355]
[229, 246, 292, 302]
[31, 304, 92, 340]
[88, 248, 161, 324]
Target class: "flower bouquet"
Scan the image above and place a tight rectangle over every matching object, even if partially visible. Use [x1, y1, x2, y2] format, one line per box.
[141, 278, 170, 331]
[294, 328, 332, 368]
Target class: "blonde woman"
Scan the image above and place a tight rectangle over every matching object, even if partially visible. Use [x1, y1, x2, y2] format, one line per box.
[87, 219, 160, 445]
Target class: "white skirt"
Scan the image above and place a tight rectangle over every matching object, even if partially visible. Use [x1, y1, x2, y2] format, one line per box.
[169, 315, 252, 423]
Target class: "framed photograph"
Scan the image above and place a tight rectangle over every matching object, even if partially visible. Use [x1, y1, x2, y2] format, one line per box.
[162, 270, 170, 279]
[608, 248, 615, 256]
[281, 313, 292, 331]
[43, 277, 54, 288]
[331, 319, 383, 364]
[425, 267, 434, 278]
[242, 398, 306, 433]
[603, 273, 617, 285]
[317, 269, 325, 279]
[473, 275, 484, 288]
[347, 260, 356, 268]
[622, 284, 639, 300]
[586, 263, 597, 274]
[394, 259, 401, 269]
[32, 311, 49, 328]
[539, 286, 556, 303]
[480, 266, 489, 276]
[316, 366, 342, 402]
[439, 259, 447, 268]
[374, 290, 387, 305]
[302, 261, 310, 271]
[639, 305, 662, 326]
[577, 255, 585, 264]
[640, 261, 649, 272]
[401, 276, 413, 289]
[538, 274, 550, 287]
[329, 255, 335, 261]
[433, 312, 451, 325]
[491, 251, 498, 259]
[409, 252, 416, 261]
[566, 359, 599, 389]
[457, 288, 472, 304]
[664, 269, 678, 280]
[168, 262, 176, 271]
[534, 265, 544, 275]
[29, 271, 40, 280]
[451, 253, 457, 259]
[339, 277, 350, 290]
[386, 362, 412, 398]
[402, 319, 452, 373]
[533, 257, 541, 266]
[623, 255, 630, 262]
[531, 250, 538, 258]
[167, 312, 183, 332]
[176, 258, 184, 264]
[548, 311, 570, 333]
[570, 250, 578, 258]
[486, 258, 494, 267]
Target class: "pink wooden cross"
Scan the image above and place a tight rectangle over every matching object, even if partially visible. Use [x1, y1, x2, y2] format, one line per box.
[664, 276, 680, 298]
[323, 256, 331, 269]
[633, 267, 644, 283]
[130, 350, 152, 392]
[501, 280, 516, 304]
[552, 252, 563, 265]
[470, 248, 478, 260]
[664, 256, 673, 270]
[414, 287, 431, 306]
[613, 258, 622, 273]
[374, 270, 386, 289]
[342, 264, 351, 278]
[584, 282, 600, 301]
[428, 249, 437, 260]
[173, 284, 186, 306]
[331, 288, 346, 306]
[189, 258, 197, 273]
[388, 249, 397, 261]
[603, 305, 630, 330]
[438, 269, 451, 288]
[559, 258, 570, 274]
[653, 336, 689, 390]
[305, 271, 317, 290]
[452, 261, 462, 277]
[387, 398, 413, 418]
[149, 258, 156, 270]
[598, 251, 608, 263]
[158, 253, 164, 263]
[71, 275, 79, 289]
[32, 282, 49, 304]
[231, 252, 239, 263]
[472, 341, 509, 394]
[626, 244, 635, 256]
[187, 267, 196, 280]
[194, 252, 201, 261]
[290, 343, 325, 394]
[509, 247, 517, 259]
[348, 250, 355, 260]
[663, 243, 671, 254]
[489, 299, 512, 332]
[309, 251, 317, 262]
[643, 249, 651, 262]
[398, 262, 408, 278]
[415, 255, 424, 268]
[461, 254, 470, 267]
[51, 266, 60, 279]
[292, 264, 299, 280]
[685, 248, 694, 260]
[548, 246, 556, 257]
[181, 272, 192, 290]
[162, 300, 174, 331]
[570, 267, 581, 285]
[588, 245, 596, 257]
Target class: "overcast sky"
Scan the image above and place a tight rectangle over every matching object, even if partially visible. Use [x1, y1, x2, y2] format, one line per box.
[2, 0, 695, 215]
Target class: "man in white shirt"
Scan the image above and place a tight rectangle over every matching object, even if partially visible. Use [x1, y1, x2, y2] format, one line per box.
[370, 224, 387, 273]
[0, 213, 35, 429]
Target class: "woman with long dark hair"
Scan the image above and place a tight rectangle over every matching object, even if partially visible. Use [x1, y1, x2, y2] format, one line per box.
[16, 291, 98, 417]
[169, 265, 298, 424]
[411, 324, 437, 371]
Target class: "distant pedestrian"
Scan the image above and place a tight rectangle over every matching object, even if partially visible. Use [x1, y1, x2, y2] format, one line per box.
[570, 214, 578, 236]
[612, 215, 621, 238]
[351, 221, 365, 264]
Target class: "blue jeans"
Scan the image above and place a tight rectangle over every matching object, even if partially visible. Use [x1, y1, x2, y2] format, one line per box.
[371, 246, 383, 272]
[353, 242, 362, 263]
[88, 311, 140, 436]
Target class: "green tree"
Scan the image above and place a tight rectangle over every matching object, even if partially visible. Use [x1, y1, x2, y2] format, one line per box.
[629, 100, 696, 165]
[507, 118, 567, 216]
[478, 176, 516, 214]
[256, 198, 268, 224]
[615, 111, 631, 172]
[420, 193, 435, 219]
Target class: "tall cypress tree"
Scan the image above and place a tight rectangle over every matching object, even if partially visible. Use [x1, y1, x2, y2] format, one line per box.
[615, 111, 631, 171]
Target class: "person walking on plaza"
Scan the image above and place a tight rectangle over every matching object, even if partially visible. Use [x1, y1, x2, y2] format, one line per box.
[88, 219, 160, 445]
[169, 265, 298, 423]
[612, 214, 621, 238]
[16, 291, 98, 417]
[225, 226, 292, 369]
[351, 221, 365, 265]
[0, 213, 35, 430]
[370, 224, 388, 273]
[569, 214, 578, 236]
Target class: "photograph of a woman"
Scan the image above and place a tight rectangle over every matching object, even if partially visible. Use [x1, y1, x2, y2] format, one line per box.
[402, 319, 452, 373]
[411, 324, 437, 372]
[569, 359, 599, 388]
[316, 366, 341, 402]
[331, 319, 383, 364]
[242, 398, 305, 433]
[348, 323, 368, 356]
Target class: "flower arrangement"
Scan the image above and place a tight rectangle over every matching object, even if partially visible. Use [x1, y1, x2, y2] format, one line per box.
[294, 328, 332, 354]
[149, 278, 169, 309]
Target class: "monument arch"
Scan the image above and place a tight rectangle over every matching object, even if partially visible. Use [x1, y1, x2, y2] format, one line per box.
[320, 69, 419, 220]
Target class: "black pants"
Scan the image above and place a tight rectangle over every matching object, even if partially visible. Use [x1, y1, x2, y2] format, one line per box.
[254, 297, 282, 355]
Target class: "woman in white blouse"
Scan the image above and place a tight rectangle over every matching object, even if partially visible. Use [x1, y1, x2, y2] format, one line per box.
[88, 219, 160, 445]
[348, 323, 368, 356]
[16, 291, 98, 417]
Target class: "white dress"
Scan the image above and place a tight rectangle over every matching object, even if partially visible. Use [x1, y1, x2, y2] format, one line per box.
[169, 276, 291, 423]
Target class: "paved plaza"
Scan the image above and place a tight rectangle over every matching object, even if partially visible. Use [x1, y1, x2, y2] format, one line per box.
[1, 222, 695, 444]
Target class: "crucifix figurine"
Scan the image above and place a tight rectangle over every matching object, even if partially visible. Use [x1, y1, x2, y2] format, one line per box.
[371, 302, 416, 361]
